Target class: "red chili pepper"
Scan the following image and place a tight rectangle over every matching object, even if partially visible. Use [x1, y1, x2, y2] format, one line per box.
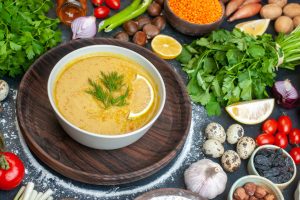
[0, 152, 25, 190]
[289, 128, 300, 144]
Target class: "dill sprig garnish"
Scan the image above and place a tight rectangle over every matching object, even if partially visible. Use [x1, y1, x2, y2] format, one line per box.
[86, 71, 129, 109]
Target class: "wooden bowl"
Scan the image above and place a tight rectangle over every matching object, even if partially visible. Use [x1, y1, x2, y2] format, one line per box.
[164, 0, 225, 36]
[135, 188, 205, 200]
[16, 38, 192, 185]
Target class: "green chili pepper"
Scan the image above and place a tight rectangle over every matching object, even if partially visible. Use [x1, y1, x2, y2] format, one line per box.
[98, 0, 142, 32]
[104, 0, 153, 32]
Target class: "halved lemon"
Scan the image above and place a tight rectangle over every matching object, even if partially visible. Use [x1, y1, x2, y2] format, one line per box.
[151, 35, 182, 59]
[226, 99, 274, 125]
[128, 74, 154, 119]
[236, 19, 270, 36]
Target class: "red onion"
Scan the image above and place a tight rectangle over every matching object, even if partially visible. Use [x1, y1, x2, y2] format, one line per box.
[71, 16, 97, 39]
[272, 79, 299, 109]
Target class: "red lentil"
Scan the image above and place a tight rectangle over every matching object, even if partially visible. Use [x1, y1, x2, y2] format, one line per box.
[168, 0, 223, 24]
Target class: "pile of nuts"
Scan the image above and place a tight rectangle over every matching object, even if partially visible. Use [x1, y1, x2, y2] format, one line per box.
[233, 182, 277, 200]
[114, 0, 166, 46]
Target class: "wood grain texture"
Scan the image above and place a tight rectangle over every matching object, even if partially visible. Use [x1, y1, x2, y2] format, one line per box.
[16, 38, 191, 185]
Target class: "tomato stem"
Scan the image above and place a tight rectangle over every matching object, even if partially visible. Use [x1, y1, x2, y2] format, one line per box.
[0, 154, 10, 170]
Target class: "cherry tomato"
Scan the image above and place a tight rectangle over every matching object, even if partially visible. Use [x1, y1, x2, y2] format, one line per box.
[105, 0, 120, 10]
[94, 6, 110, 19]
[262, 118, 278, 135]
[274, 132, 288, 149]
[290, 147, 300, 165]
[256, 133, 275, 146]
[277, 115, 292, 134]
[92, 0, 104, 6]
[289, 129, 300, 144]
[0, 152, 25, 190]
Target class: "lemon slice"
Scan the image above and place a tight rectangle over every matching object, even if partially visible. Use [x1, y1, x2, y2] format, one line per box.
[236, 19, 270, 36]
[128, 74, 154, 119]
[226, 99, 274, 125]
[151, 35, 182, 59]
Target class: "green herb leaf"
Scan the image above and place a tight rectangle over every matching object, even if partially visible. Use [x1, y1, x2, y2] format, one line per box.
[86, 71, 129, 109]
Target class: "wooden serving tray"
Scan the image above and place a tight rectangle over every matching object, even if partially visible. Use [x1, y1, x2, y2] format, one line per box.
[16, 39, 192, 185]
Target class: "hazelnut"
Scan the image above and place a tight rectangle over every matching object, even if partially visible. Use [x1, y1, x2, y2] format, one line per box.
[264, 194, 275, 200]
[143, 24, 160, 39]
[147, 2, 162, 17]
[136, 16, 151, 30]
[249, 197, 258, 200]
[123, 20, 138, 36]
[114, 32, 129, 42]
[152, 16, 166, 31]
[244, 182, 257, 196]
[233, 187, 250, 200]
[254, 186, 268, 198]
[133, 31, 147, 46]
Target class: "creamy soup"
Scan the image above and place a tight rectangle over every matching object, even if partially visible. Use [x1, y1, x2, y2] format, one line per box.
[54, 53, 159, 135]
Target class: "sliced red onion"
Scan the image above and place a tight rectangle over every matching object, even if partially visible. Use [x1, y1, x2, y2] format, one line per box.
[71, 16, 97, 39]
[272, 79, 299, 109]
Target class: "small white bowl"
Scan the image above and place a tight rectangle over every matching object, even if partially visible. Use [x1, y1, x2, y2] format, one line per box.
[47, 45, 166, 150]
[228, 175, 284, 200]
[248, 145, 297, 190]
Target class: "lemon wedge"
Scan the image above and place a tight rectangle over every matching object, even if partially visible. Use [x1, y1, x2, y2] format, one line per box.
[236, 19, 270, 36]
[151, 35, 182, 59]
[226, 99, 274, 125]
[128, 74, 154, 119]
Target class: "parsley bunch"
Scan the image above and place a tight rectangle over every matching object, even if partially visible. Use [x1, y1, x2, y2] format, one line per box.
[0, 0, 61, 77]
[177, 28, 300, 116]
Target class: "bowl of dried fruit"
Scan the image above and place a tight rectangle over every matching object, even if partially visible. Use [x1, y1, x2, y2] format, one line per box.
[228, 175, 284, 200]
[248, 145, 297, 190]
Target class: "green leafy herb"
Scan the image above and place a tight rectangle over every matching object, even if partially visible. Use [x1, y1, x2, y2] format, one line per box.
[178, 28, 300, 116]
[86, 71, 129, 109]
[0, 0, 61, 77]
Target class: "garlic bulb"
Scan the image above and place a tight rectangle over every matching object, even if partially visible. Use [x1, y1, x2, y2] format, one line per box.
[184, 159, 227, 199]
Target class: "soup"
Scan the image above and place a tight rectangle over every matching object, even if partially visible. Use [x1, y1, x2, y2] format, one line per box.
[54, 53, 159, 135]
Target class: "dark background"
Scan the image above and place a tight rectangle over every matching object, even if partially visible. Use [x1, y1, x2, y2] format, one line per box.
[0, 0, 299, 199]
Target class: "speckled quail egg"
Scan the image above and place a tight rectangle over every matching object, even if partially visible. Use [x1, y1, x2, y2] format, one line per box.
[203, 139, 224, 158]
[0, 80, 9, 101]
[221, 150, 241, 172]
[237, 136, 256, 159]
[205, 122, 226, 143]
[226, 124, 244, 144]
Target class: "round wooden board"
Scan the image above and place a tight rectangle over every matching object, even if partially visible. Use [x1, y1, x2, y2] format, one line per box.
[135, 188, 204, 200]
[16, 38, 192, 185]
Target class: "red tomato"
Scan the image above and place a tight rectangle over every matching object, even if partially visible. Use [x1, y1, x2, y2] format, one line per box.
[105, 0, 120, 10]
[94, 6, 110, 19]
[256, 133, 275, 146]
[262, 118, 278, 135]
[0, 152, 25, 190]
[277, 115, 292, 134]
[92, 0, 104, 6]
[290, 147, 300, 165]
[274, 132, 288, 149]
[289, 129, 300, 144]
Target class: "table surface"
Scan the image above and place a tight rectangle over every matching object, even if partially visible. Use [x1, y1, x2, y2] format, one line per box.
[0, 0, 299, 199]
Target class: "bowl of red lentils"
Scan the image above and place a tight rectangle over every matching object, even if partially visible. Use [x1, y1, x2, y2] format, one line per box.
[164, 0, 225, 36]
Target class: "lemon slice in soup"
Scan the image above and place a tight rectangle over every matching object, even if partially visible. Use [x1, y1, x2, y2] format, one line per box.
[128, 74, 154, 119]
